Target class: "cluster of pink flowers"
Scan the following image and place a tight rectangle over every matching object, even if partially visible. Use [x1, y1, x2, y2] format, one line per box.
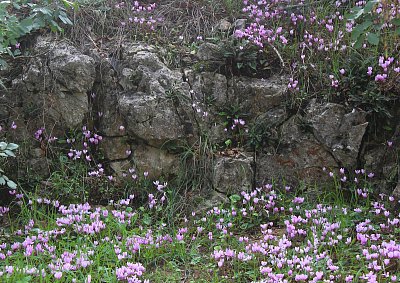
[0, 206, 9, 217]
[115, 262, 147, 282]
[237, 0, 400, 95]
[374, 56, 399, 82]
[115, 1, 158, 30]
[67, 126, 102, 162]
[1, 159, 400, 282]
[33, 126, 58, 143]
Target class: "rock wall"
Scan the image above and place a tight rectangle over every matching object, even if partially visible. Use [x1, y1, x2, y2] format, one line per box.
[1, 36, 399, 199]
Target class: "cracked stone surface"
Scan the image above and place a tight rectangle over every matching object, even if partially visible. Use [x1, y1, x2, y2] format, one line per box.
[213, 155, 253, 195]
[3, 37, 399, 198]
[305, 99, 368, 167]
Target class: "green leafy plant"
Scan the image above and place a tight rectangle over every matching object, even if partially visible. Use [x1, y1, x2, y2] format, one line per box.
[219, 38, 277, 77]
[218, 105, 249, 148]
[0, 0, 76, 87]
[346, 0, 400, 48]
[0, 141, 19, 189]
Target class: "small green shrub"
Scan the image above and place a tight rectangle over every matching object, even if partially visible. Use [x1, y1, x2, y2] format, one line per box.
[0, 141, 18, 190]
[0, 0, 76, 87]
[346, 0, 400, 49]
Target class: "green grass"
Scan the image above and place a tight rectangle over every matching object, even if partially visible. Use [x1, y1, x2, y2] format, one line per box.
[1, 168, 399, 282]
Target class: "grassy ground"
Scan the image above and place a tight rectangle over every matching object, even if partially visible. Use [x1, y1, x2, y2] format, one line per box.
[1, 168, 399, 282]
[1, 0, 400, 282]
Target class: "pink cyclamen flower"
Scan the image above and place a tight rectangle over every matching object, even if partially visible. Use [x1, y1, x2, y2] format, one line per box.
[54, 271, 63, 279]
[375, 74, 387, 82]
[295, 274, 308, 281]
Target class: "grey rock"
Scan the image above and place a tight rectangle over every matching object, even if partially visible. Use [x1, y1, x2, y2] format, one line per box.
[250, 108, 288, 144]
[191, 72, 228, 107]
[12, 38, 95, 130]
[261, 107, 288, 126]
[110, 160, 132, 178]
[119, 93, 194, 147]
[97, 94, 125, 137]
[233, 19, 247, 32]
[393, 181, 400, 198]
[124, 43, 156, 57]
[26, 157, 51, 179]
[213, 155, 253, 194]
[257, 116, 337, 187]
[229, 76, 288, 117]
[195, 191, 228, 213]
[197, 43, 221, 61]
[119, 68, 136, 91]
[306, 100, 368, 167]
[216, 19, 231, 32]
[133, 144, 179, 179]
[124, 49, 185, 96]
[18, 58, 52, 92]
[56, 92, 89, 128]
[115, 45, 195, 146]
[19, 90, 88, 129]
[48, 42, 96, 93]
[100, 137, 131, 160]
[364, 137, 399, 195]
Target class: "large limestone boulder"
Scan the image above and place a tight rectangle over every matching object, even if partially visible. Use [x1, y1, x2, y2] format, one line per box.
[228, 76, 288, 118]
[196, 43, 221, 61]
[213, 155, 253, 194]
[186, 71, 228, 107]
[133, 144, 179, 179]
[48, 42, 96, 93]
[100, 137, 131, 160]
[122, 44, 186, 95]
[257, 116, 338, 186]
[305, 99, 368, 167]
[12, 37, 95, 130]
[119, 92, 195, 147]
[110, 44, 197, 147]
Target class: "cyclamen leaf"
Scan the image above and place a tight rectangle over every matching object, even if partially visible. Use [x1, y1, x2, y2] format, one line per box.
[363, 0, 378, 13]
[351, 20, 372, 42]
[0, 142, 7, 150]
[358, 19, 373, 31]
[12, 2, 21, 9]
[58, 13, 73, 25]
[49, 20, 62, 32]
[346, 7, 363, 20]
[6, 143, 18, 150]
[367, 32, 379, 45]
[354, 34, 365, 49]
[7, 180, 17, 189]
[4, 150, 15, 157]
[61, 0, 76, 9]
[16, 275, 32, 283]
[34, 7, 52, 16]
[229, 194, 241, 203]
[19, 18, 35, 33]
[392, 19, 400, 26]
